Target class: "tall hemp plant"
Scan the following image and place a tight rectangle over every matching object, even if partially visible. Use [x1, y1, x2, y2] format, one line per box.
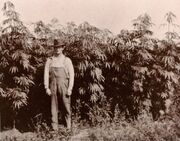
[105, 14, 157, 119]
[0, 1, 35, 128]
[155, 12, 180, 119]
[63, 22, 107, 124]
[161, 11, 180, 41]
[26, 20, 56, 122]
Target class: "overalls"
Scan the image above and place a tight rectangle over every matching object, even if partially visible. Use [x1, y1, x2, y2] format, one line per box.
[49, 64, 71, 130]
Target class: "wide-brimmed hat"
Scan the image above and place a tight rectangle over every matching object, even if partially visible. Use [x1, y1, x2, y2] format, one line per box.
[53, 39, 66, 48]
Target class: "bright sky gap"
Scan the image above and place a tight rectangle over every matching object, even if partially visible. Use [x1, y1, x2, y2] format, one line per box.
[0, 0, 180, 38]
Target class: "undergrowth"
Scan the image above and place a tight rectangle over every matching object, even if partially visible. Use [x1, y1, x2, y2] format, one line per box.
[1, 113, 180, 141]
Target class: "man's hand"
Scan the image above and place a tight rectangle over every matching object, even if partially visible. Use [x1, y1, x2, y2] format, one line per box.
[46, 88, 51, 96]
[67, 89, 72, 96]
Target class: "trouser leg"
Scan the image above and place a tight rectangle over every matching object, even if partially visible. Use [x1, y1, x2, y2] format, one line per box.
[56, 74, 71, 129]
[51, 93, 58, 130]
[63, 96, 71, 129]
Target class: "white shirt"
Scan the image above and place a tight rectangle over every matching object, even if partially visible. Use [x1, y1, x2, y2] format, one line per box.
[44, 54, 74, 91]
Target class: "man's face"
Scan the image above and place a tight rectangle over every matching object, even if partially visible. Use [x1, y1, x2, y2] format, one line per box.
[54, 46, 64, 55]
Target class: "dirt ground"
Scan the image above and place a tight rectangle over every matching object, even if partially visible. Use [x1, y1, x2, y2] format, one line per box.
[0, 128, 89, 141]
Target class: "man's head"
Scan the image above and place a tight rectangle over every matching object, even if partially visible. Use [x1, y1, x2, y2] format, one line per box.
[53, 39, 66, 55]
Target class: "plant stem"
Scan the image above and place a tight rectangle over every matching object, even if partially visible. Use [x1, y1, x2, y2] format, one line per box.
[13, 119, 16, 129]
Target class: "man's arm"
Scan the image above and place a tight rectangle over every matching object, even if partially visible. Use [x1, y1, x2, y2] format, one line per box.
[66, 58, 75, 93]
[44, 58, 50, 89]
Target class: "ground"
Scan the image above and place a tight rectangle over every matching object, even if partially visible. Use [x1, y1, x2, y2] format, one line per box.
[1, 118, 180, 141]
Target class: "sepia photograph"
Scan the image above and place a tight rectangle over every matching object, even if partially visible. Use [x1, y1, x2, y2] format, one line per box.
[0, 0, 180, 140]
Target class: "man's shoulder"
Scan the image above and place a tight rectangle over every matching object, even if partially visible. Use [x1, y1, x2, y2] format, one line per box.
[65, 56, 72, 62]
[46, 57, 53, 62]
[64, 57, 73, 65]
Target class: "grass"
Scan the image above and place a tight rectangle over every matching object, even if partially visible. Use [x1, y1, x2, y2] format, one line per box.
[1, 114, 180, 141]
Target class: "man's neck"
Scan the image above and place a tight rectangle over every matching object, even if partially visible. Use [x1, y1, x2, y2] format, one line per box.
[54, 53, 64, 58]
[58, 54, 64, 58]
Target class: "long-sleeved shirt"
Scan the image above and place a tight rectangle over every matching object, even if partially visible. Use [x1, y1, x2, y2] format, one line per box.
[44, 54, 74, 91]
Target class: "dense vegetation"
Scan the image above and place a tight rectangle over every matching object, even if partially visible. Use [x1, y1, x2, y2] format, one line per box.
[0, 1, 180, 140]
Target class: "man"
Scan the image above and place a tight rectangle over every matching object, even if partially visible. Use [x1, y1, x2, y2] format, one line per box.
[44, 39, 74, 130]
